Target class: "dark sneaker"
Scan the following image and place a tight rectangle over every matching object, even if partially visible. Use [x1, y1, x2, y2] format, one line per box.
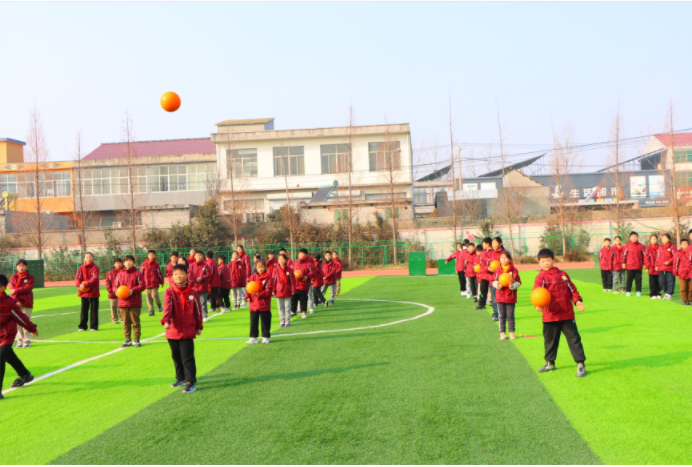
[171, 380, 185, 388]
[492, 317, 499, 322]
[330, 300, 335, 305]
[133, 340, 141, 347]
[122, 340, 132, 348]
[0, 392, 3, 400]
[473, 297, 478, 302]
[576, 363, 587, 378]
[183, 383, 196, 393]
[158, 305, 163, 313]
[148, 311, 155, 317]
[538, 362, 556, 373]
[474, 305, 485, 310]
[10, 373, 34, 388]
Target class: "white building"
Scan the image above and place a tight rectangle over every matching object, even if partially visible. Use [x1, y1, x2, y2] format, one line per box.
[211, 118, 414, 223]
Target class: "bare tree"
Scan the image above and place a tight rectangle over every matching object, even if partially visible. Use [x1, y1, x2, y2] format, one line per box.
[223, 145, 250, 245]
[662, 100, 682, 246]
[379, 118, 403, 265]
[606, 106, 626, 236]
[494, 100, 517, 253]
[550, 121, 583, 254]
[72, 131, 97, 254]
[464, 146, 477, 178]
[447, 97, 459, 242]
[119, 111, 144, 254]
[275, 139, 296, 251]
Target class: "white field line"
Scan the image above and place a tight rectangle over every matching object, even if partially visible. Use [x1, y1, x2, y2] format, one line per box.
[2, 300, 433, 396]
[32, 309, 110, 318]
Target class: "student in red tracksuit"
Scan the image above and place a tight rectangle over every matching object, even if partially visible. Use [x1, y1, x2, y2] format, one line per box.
[657, 233, 677, 300]
[237, 245, 252, 306]
[245, 261, 274, 344]
[187, 249, 196, 266]
[161, 264, 203, 394]
[75, 252, 100, 332]
[115, 255, 146, 348]
[332, 250, 343, 297]
[229, 251, 247, 310]
[611, 236, 626, 293]
[8, 260, 35, 348]
[0, 274, 38, 399]
[105, 258, 124, 325]
[166, 252, 180, 285]
[598, 238, 614, 292]
[492, 251, 522, 340]
[675, 238, 692, 305]
[644, 235, 661, 299]
[446, 242, 468, 297]
[217, 255, 232, 312]
[622, 231, 646, 296]
[140, 250, 164, 316]
[273, 254, 296, 327]
[188, 251, 212, 320]
[478, 237, 505, 321]
[312, 253, 327, 308]
[534, 248, 587, 378]
[266, 252, 278, 271]
[474, 238, 493, 311]
[291, 249, 315, 318]
[463, 243, 478, 302]
[322, 251, 338, 305]
[278, 248, 294, 268]
[204, 251, 220, 312]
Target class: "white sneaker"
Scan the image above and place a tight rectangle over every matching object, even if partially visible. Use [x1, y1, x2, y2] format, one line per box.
[460, 291, 464, 296]
[664, 294, 672, 300]
[613, 290, 619, 294]
[89, 329, 97, 332]
[651, 295, 656, 299]
[636, 292, 642, 297]
[262, 338, 270, 344]
[246, 338, 258, 344]
[203, 317, 209, 322]
[603, 289, 607, 292]
[309, 308, 314, 314]
[301, 312, 307, 319]
[466, 292, 471, 299]
[626, 292, 631, 297]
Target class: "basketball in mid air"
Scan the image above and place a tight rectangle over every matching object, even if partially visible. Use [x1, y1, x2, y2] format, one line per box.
[160, 92, 181, 112]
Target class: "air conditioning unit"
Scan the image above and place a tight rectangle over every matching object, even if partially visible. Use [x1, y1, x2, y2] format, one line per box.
[112, 222, 122, 228]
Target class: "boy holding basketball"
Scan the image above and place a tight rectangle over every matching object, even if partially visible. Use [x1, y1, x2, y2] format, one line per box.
[534, 248, 586, 378]
[105, 258, 124, 325]
[115, 255, 146, 348]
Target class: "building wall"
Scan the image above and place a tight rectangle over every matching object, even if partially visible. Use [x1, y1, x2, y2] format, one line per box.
[302, 203, 414, 225]
[0, 140, 25, 164]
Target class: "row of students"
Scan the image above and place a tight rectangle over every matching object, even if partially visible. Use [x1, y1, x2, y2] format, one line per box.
[600, 231, 692, 302]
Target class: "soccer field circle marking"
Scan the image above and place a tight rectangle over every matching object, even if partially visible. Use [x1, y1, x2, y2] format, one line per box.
[2, 299, 433, 396]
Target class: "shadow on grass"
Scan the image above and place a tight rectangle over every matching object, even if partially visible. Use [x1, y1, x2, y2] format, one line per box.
[588, 351, 692, 373]
[200, 362, 390, 389]
[271, 331, 401, 342]
[580, 324, 634, 334]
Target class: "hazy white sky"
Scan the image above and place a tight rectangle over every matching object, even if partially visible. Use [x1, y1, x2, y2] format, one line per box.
[1, 2, 690, 173]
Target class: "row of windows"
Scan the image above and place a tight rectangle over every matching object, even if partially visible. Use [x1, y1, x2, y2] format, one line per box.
[0, 172, 71, 199]
[674, 150, 692, 163]
[227, 141, 402, 178]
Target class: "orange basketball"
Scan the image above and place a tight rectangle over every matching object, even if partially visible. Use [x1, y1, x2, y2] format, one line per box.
[489, 260, 500, 271]
[474, 264, 481, 273]
[499, 273, 512, 288]
[246, 281, 260, 294]
[81, 281, 91, 293]
[531, 287, 552, 308]
[116, 285, 130, 299]
[208, 286, 212, 294]
[294, 269, 304, 280]
[160, 91, 181, 112]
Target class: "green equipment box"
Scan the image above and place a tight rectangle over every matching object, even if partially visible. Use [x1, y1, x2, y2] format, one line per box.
[408, 252, 427, 276]
[437, 258, 456, 276]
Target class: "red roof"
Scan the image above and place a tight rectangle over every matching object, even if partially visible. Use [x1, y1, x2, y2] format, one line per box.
[84, 138, 216, 160]
[655, 133, 692, 147]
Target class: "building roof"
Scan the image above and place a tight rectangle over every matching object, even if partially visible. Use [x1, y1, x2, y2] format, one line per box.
[215, 118, 274, 126]
[655, 133, 692, 147]
[84, 138, 216, 160]
[478, 154, 545, 177]
[416, 165, 451, 182]
[0, 138, 26, 145]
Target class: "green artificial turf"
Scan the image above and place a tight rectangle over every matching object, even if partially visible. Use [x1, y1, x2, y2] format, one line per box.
[52, 275, 599, 465]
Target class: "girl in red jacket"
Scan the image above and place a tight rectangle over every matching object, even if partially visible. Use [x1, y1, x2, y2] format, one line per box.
[8, 259, 35, 348]
[657, 233, 677, 300]
[161, 264, 203, 394]
[230, 251, 247, 310]
[462, 243, 478, 301]
[674, 239, 692, 305]
[322, 251, 338, 305]
[598, 238, 614, 292]
[75, 252, 100, 332]
[105, 258, 124, 325]
[445, 242, 467, 297]
[644, 235, 661, 299]
[534, 248, 587, 378]
[273, 254, 296, 327]
[492, 251, 522, 340]
[115, 255, 147, 348]
[217, 255, 232, 313]
[312, 253, 327, 308]
[245, 261, 274, 344]
[0, 274, 38, 398]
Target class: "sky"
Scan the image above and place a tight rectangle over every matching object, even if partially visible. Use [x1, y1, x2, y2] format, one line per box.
[0, 2, 690, 176]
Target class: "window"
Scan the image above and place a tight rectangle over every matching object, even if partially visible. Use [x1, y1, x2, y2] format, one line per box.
[480, 182, 496, 191]
[675, 172, 692, 188]
[149, 163, 217, 192]
[335, 209, 350, 222]
[369, 141, 401, 171]
[78, 167, 145, 195]
[320, 144, 351, 174]
[188, 163, 217, 190]
[274, 146, 305, 176]
[365, 192, 406, 200]
[414, 188, 431, 205]
[674, 150, 692, 163]
[1, 171, 72, 199]
[85, 211, 142, 229]
[227, 149, 258, 178]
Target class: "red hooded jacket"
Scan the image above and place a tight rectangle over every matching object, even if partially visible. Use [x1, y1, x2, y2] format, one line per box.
[623, 241, 646, 270]
[293, 257, 315, 292]
[482, 247, 505, 281]
[105, 267, 124, 299]
[75, 263, 100, 298]
[323, 260, 338, 285]
[656, 242, 677, 273]
[334, 257, 343, 279]
[140, 260, 163, 289]
[238, 252, 252, 279]
[599, 246, 613, 271]
[10, 272, 34, 309]
[266, 258, 278, 271]
[612, 244, 625, 271]
[161, 283, 204, 340]
[230, 260, 246, 288]
[492, 263, 521, 304]
[0, 294, 37, 346]
[218, 264, 232, 289]
[674, 248, 692, 279]
[188, 261, 212, 293]
[115, 267, 146, 308]
[312, 261, 324, 288]
[463, 250, 478, 277]
[534, 267, 583, 322]
[272, 264, 296, 298]
[245, 272, 273, 311]
[165, 262, 176, 284]
[206, 258, 221, 287]
[644, 244, 659, 275]
[446, 250, 467, 273]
